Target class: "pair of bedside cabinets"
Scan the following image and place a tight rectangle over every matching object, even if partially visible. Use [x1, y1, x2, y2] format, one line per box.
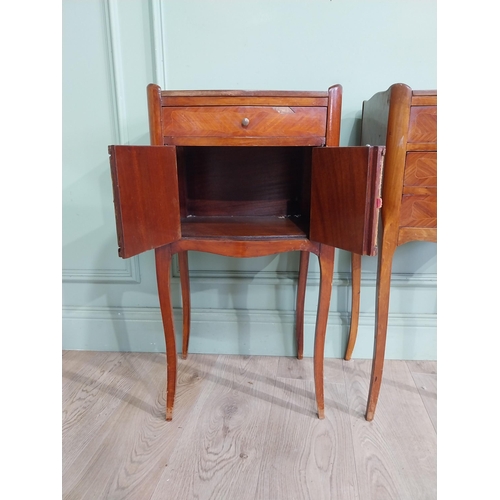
[109, 83, 437, 422]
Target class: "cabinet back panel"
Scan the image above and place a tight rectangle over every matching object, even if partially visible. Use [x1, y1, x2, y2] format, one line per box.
[181, 147, 312, 217]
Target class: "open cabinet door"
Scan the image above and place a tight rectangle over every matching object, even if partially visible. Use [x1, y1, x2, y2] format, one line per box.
[109, 145, 181, 259]
[310, 146, 385, 256]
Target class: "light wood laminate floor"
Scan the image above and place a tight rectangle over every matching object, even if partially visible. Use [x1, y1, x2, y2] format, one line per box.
[62, 351, 437, 500]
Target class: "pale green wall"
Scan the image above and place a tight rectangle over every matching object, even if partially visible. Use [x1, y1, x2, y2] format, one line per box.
[62, 0, 437, 359]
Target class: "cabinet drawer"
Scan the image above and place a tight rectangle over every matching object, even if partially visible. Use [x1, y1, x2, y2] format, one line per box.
[404, 152, 437, 187]
[408, 106, 437, 144]
[399, 194, 437, 228]
[161, 106, 327, 145]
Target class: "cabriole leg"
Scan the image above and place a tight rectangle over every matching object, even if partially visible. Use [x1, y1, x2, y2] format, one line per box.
[313, 244, 335, 419]
[365, 239, 396, 421]
[296, 251, 309, 360]
[344, 252, 362, 360]
[155, 245, 177, 421]
[178, 251, 191, 360]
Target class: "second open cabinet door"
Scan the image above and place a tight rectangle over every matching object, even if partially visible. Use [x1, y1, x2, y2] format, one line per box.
[309, 146, 385, 256]
[109, 145, 181, 259]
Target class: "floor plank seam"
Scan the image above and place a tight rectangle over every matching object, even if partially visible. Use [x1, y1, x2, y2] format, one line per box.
[341, 359, 364, 499]
[405, 361, 437, 434]
[63, 352, 437, 500]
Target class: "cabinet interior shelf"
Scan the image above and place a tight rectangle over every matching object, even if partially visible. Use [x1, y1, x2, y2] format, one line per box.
[180, 216, 308, 240]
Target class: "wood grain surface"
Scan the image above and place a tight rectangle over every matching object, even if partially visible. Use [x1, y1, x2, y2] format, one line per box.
[408, 106, 437, 143]
[179, 146, 311, 218]
[404, 152, 437, 187]
[109, 145, 181, 258]
[344, 359, 437, 499]
[63, 352, 437, 500]
[161, 106, 327, 139]
[309, 146, 384, 256]
[399, 195, 437, 228]
[181, 216, 307, 240]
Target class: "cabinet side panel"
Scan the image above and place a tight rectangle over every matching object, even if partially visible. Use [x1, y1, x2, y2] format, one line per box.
[147, 83, 163, 145]
[325, 84, 342, 147]
[360, 89, 391, 146]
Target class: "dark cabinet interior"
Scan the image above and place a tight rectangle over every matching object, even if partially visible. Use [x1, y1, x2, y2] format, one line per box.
[177, 145, 312, 239]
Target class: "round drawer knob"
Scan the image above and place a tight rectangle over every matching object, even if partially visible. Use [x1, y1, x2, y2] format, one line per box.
[241, 117, 250, 127]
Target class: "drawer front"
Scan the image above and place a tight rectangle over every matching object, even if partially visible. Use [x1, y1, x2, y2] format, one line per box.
[161, 106, 327, 140]
[404, 152, 437, 187]
[399, 194, 437, 228]
[408, 105, 437, 144]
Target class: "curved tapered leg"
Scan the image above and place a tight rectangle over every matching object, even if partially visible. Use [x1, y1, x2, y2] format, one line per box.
[155, 245, 177, 421]
[313, 244, 335, 419]
[365, 239, 396, 421]
[178, 251, 191, 360]
[344, 253, 362, 360]
[296, 251, 309, 360]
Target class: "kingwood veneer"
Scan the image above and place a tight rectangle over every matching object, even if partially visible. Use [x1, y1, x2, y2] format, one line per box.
[109, 84, 385, 421]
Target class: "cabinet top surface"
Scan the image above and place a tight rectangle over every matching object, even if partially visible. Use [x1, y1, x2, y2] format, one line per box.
[160, 89, 329, 98]
[412, 90, 437, 96]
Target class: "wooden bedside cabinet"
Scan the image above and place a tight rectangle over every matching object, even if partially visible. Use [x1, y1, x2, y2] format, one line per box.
[109, 83, 385, 421]
[344, 84, 437, 421]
